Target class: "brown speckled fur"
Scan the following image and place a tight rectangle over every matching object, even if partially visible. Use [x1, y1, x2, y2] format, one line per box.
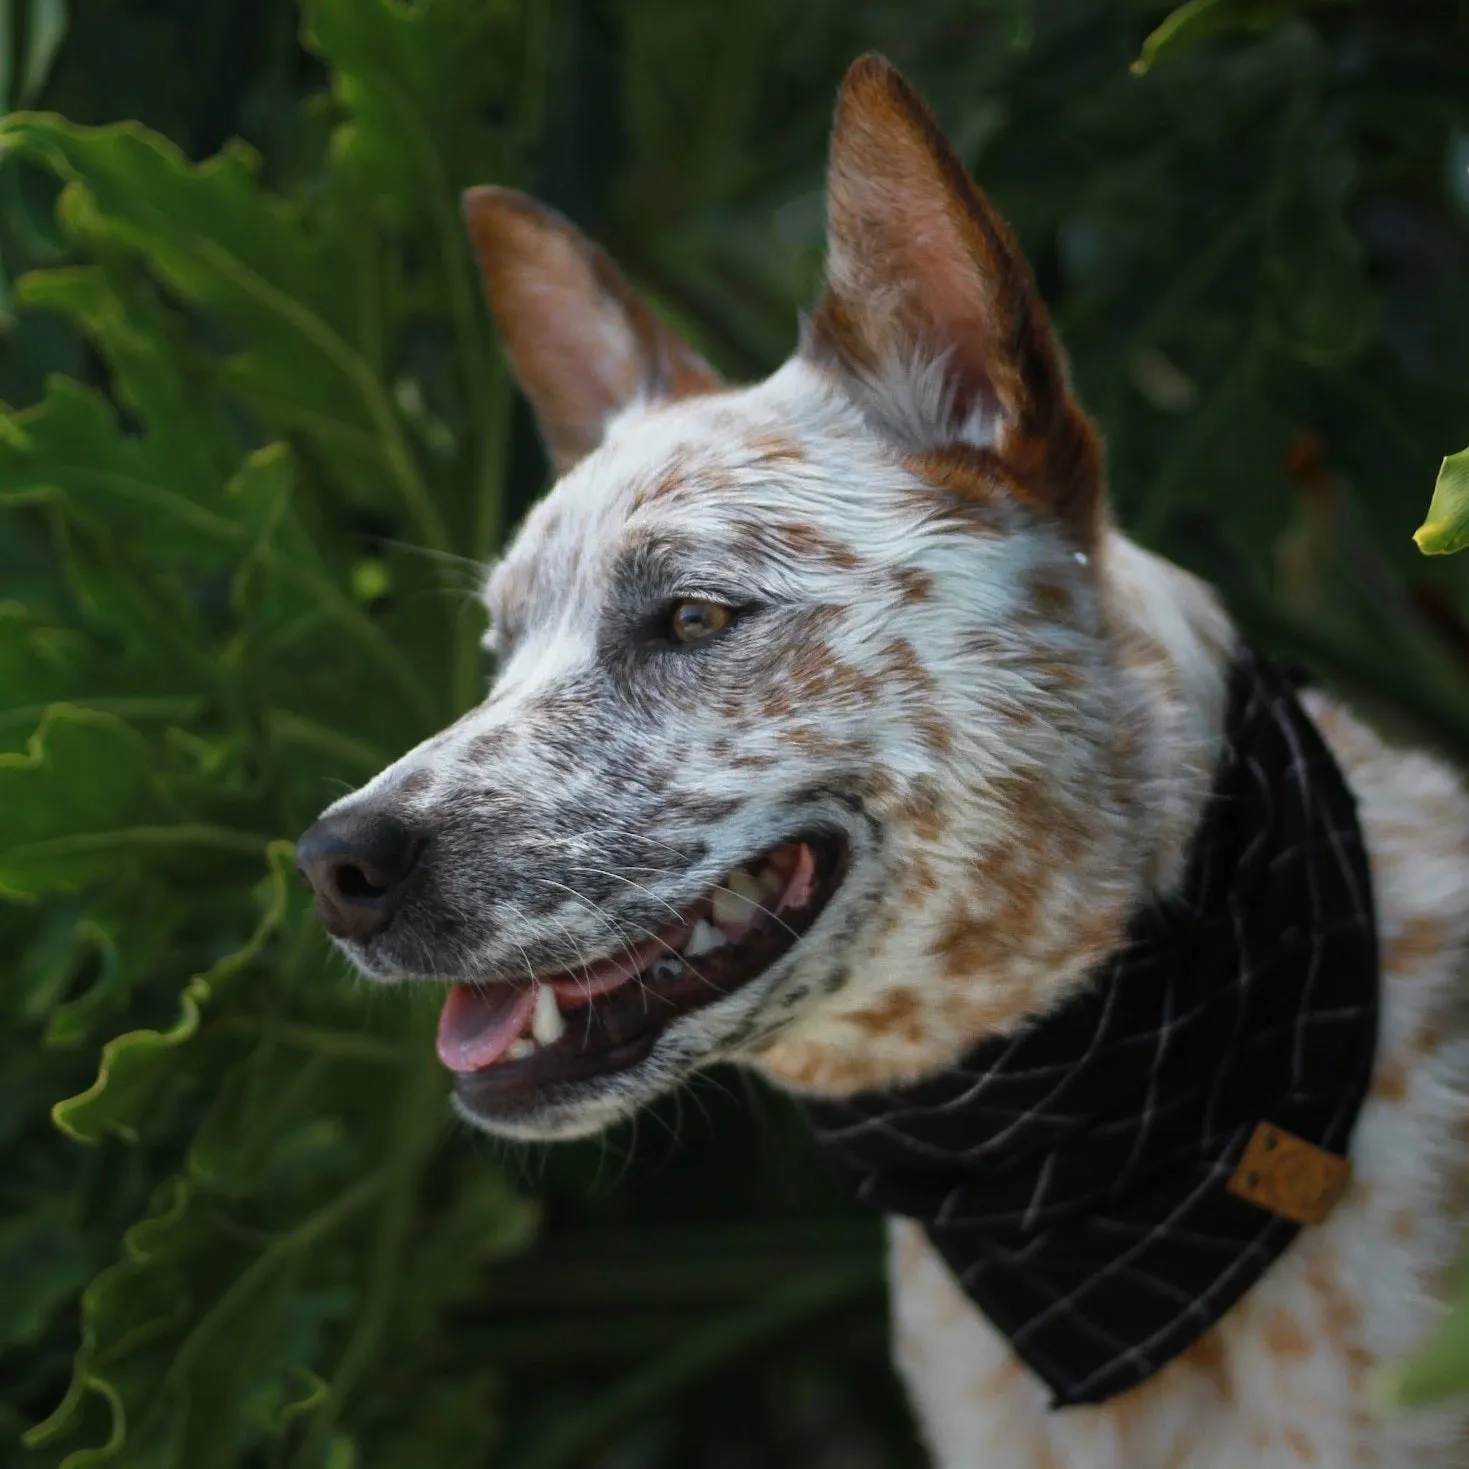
[320, 55, 1469, 1469]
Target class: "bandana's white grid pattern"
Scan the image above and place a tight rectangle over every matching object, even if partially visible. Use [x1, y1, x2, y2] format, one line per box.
[803, 652, 1380, 1407]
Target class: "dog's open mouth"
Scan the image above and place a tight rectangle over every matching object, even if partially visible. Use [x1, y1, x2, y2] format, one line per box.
[437, 832, 848, 1112]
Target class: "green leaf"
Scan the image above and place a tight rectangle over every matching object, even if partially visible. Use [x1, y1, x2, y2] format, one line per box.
[1414, 449, 1469, 556]
[24, 1171, 383, 1469]
[0, 601, 92, 748]
[303, 0, 512, 223]
[0, 110, 446, 551]
[1131, 0, 1358, 74]
[52, 842, 295, 1144]
[18, 262, 239, 487]
[0, 707, 254, 899]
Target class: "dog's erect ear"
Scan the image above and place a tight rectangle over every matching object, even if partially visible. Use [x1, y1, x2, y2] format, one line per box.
[462, 187, 723, 475]
[809, 56, 1102, 540]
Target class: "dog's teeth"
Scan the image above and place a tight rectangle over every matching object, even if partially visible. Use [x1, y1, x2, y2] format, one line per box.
[531, 986, 565, 1046]
[712, 869, 763, 925]
[757, 863, 785, 898]
[650, 956, 687, 982]
[507, 1038, 535, 1061]
[729, 868, 762, 899]
[684, 919, 728, 957]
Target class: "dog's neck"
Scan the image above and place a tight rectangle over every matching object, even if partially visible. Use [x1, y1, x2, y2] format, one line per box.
[1099, 531, 1237, 896]
[756, 529, 1238, 1098]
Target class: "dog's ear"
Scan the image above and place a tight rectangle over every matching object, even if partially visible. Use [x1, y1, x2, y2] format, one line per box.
[809, 56, 1102, 541]
[463, 187, 723, 475]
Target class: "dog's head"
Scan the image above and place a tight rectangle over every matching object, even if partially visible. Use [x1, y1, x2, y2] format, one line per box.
[297, 56, 1230, 1140]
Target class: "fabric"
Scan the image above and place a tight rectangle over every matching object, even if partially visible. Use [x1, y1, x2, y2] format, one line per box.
[800, 649, 1380, 1408]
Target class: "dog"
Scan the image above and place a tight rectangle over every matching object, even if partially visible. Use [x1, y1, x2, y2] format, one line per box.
[296, 54, 1469, 1469]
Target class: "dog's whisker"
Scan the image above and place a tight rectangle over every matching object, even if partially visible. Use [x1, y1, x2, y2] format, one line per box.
[529, 877, 664, 1019]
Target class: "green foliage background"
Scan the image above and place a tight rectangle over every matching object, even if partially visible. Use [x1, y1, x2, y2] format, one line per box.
[2, 0, 1469, 1464]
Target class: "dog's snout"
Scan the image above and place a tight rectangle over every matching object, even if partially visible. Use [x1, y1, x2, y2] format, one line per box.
[295, 810, 424, 941]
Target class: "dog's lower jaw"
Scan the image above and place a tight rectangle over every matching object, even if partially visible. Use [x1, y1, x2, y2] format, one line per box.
[443, 838, 885, 1142]
[444, 964, 833, 1143]
[449, 1073, 657, 1143]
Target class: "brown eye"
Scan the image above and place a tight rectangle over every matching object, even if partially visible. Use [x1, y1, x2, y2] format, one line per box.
[669, 599, 733, 645]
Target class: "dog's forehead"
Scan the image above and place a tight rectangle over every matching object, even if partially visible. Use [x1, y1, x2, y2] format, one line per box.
[484, 363, 865, 618]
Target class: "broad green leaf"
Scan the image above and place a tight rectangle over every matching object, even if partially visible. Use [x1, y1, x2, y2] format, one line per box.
[0, 374, 243, 563]
[0, 111, 444, 550]
[300, 0, 522, 556]
[28, 1019, 526, 1469]
[18, 264, 237, 488]
[1414, 449, 1469, 556]
[0, 707, 256, 898]
[41, 909, 173, 1049]
[0, 601, 91, 749]
[52, 841, 295, 1143]
[303, 0, 514, 222]
[24, 1171, 376, 1469]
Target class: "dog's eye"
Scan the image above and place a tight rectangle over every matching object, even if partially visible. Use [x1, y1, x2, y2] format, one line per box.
[668, 599, 733, 645]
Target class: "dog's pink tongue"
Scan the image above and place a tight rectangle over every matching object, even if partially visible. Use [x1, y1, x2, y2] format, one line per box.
[436, 983, 537, 1073]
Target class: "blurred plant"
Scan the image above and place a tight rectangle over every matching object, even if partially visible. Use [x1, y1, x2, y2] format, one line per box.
[3, 0, 1469, 1465]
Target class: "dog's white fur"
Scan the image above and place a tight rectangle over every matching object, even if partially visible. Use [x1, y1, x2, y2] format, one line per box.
[320, 56, 1469, 1469]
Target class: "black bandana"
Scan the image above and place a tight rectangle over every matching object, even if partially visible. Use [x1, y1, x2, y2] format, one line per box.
[801, 650, 1379, 1408]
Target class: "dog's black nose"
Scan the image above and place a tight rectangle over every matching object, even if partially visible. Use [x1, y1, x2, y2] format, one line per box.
[295, 810, 424, 942]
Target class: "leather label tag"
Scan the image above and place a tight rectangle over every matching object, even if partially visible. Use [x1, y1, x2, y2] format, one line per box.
[1227, 1121, 1351, 1226]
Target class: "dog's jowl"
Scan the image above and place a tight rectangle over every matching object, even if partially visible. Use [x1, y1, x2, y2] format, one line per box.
[298, 54, 1469, 1469]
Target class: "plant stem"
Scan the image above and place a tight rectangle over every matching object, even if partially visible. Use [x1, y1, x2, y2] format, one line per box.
[148, 1169, 389, 1396]
[289, 1028, 446, 1469]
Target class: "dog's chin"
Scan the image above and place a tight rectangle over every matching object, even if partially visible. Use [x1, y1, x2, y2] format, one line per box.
[433, 829, 865, 1143]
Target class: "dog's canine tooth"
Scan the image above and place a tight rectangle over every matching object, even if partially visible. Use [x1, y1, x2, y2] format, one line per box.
[684, 918, 728, 957]
[507, 1038, 535, 1062]
[531, 985, 565, 1046]
[650, 955, 686, 982]
[712, 869, 763, 925]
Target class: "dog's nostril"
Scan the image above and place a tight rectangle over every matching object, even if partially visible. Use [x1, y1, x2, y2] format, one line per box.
[334, 862, 390, 901]
[295, 811, 425, 941]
